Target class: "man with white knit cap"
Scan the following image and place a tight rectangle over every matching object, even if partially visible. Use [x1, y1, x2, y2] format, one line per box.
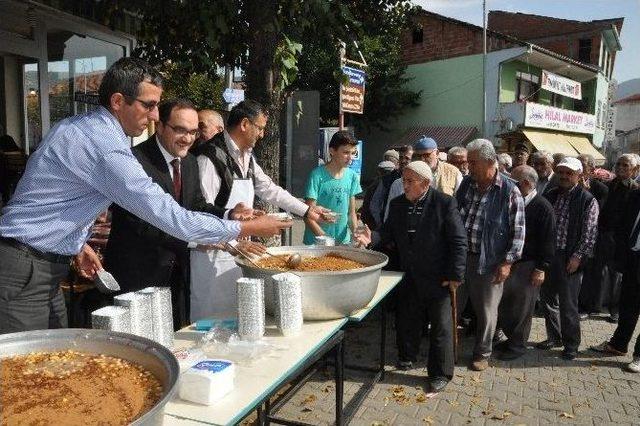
[537, 157, 599, 360]
[355, 161, 467, 393]
[384, 136, 462, 222]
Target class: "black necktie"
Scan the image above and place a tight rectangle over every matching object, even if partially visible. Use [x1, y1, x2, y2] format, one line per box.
[170, 159, 181, 201]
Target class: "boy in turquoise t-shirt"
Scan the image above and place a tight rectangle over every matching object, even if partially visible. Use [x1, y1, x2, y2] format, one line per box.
[303, 131, 363, 245]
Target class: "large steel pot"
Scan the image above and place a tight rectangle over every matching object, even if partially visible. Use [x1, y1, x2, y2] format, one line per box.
[235, 245, 388, 320]
[0, 328, 179, 425]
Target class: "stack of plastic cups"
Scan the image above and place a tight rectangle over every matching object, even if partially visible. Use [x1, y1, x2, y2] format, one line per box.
[138, 287, 174, 348]
[114, 292, 154, 340]
[236, 278, 265, 341]
[315, 236, 335, 246]
[91, 306, 131, 333]
[272, 272, 303, 336]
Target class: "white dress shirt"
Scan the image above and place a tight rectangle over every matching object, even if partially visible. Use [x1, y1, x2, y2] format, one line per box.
[197, 132, 308, 216]
[156, 137, 179, 179]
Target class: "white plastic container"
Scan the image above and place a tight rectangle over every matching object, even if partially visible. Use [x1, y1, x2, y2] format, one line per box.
[179, 359, 235, 405]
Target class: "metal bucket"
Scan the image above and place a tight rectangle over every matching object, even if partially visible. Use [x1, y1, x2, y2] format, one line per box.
[235, 246, 388, 320]
[0, 328, 179, 425]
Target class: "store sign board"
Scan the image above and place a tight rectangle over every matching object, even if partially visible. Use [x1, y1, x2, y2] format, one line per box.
[340, 66, 366, 114]
[541, 70, 582, 100]
[525, 102, 596, 134]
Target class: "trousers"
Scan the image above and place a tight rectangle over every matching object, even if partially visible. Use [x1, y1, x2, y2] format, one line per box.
[609, 253, 640, 356]
[540, 250, 583, 351]
[395, 276, 454, 379]
[0, 241, 69, 334]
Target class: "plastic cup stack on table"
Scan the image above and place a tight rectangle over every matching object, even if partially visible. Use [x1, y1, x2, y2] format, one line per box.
[138, 287, 174, 348]
[272, 272, 303, 336]
[114, 292, 154, 340]
[236, 278, 265, 341]
[91, 306, 131, 333]
[315, 235, 335, 246]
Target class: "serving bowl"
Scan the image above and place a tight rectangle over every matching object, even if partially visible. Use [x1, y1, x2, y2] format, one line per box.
[0, 328, 179, 425]
[235, 245, 388, 320]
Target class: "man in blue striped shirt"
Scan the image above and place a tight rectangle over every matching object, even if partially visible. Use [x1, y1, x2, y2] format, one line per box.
[0, 58, 291, 334]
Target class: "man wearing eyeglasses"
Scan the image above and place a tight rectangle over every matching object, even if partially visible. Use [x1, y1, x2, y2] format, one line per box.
[190, 100, 331, 321]
[103, 98, 259, 327]
[0, 58, 291, 334]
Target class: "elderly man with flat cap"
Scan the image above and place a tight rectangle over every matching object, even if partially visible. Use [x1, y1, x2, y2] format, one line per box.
[356, 161, 467, 393]
[537, 157, 599, 360]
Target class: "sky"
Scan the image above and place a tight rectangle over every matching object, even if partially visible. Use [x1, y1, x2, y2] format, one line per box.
[413, 0, 640, 83]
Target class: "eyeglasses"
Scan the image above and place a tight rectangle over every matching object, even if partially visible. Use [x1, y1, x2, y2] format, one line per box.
[165, 123, 200, 138]
[411, 151, 436, 160]
[248, 120, 266, 132]
[125, 96, 159, 111]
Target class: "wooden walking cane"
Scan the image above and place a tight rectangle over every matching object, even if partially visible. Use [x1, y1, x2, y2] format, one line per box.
[450, 283, 459, 363]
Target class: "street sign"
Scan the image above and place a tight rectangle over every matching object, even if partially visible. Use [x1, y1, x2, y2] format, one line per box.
[340, 66, 366, 114]
[223, 88, 244, 106]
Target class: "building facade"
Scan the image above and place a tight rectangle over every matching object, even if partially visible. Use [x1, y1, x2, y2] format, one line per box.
[357, 9, 623, 177]
[0, 0, 137, 154]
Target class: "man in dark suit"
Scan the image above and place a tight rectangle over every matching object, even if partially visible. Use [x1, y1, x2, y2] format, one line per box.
[497, 165, 556, 361]
[356, 161, 467, 392]
[590, 188, 640, 373]
[103, 98, 256, 328]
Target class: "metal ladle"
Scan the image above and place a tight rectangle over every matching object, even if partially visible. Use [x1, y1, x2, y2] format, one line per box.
[285, 253, 302, 269]
[263, 250, 302, 269]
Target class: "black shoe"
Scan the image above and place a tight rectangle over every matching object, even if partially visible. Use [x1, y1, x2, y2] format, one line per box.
[494, 340, 510, 352]
[579, 312, 589, 320]
[607, 314, 619, 323]
[561, 350, 577, 360]
[536, 339, 562, 350]
[496, 348, 524, 361]
[397, 360, 413, 370]
[428, 377, 449, 393]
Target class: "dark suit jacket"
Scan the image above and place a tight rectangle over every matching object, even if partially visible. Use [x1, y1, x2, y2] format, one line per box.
[377, 189, 467, 298]
[104, 136, 225, 292]
[587, 177, 608, 209]
[614, 189, 640, 272]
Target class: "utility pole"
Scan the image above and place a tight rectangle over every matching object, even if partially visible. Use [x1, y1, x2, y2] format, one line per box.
[482, 0, 487, 138]
[339, 41, 346, 130]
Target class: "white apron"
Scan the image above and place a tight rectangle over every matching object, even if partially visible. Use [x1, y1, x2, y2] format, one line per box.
[190, 178, 254, 322]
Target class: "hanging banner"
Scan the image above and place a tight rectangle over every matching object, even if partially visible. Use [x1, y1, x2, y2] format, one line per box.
[525, 102, 596, 135]
[541, 70, 582, 100]
[340, 66, 366, 114]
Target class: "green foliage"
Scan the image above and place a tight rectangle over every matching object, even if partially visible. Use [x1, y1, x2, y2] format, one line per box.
[275, 35, 303, 91]
[290, 1, 421, 131]
[158, 63, 225, 111]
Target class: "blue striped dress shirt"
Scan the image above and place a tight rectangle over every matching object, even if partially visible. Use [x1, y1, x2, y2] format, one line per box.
[0, 107, 241, 255]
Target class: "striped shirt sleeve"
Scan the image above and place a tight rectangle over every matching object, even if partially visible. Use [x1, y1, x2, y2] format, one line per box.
[92, 149, 241, 244]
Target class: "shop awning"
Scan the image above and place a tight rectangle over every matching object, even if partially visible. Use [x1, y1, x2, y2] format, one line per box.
[395, 126, 477, 149]
[565, 135, 606, 164]
[521, 130, 579, 157]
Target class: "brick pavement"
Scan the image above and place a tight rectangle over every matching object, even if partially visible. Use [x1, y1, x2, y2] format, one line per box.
[259, 312, 640, 426]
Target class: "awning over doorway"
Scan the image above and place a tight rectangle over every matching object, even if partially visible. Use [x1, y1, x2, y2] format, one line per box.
[395, 126, 477, 149]
[565, 135, 606, 164]
[521, 130, 579, 157]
